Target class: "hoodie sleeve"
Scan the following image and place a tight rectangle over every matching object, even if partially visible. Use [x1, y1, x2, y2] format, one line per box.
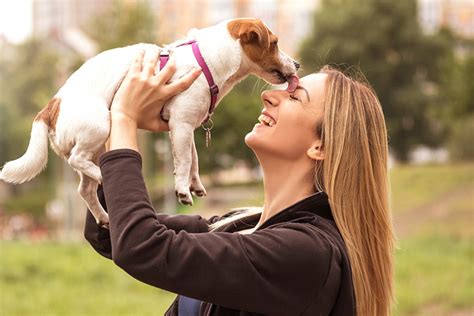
[98, 149, 337, 315]
[84, 186, 222, 260]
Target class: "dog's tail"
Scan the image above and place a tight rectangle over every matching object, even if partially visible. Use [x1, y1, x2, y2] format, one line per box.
[0, 98, 59, 184]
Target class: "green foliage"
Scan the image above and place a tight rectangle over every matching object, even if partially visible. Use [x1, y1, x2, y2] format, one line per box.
[195, 77, 266, 172]
[299, 0, 453, 161]
[437, 52, 474, 160]
[3, 180, 55, 218]
[446, 115, 474, 161]
[84, 0, 157, 51]
[0, 39, 63, 216]
[438, 50, 474, 122]
[0, 39, 59, 163]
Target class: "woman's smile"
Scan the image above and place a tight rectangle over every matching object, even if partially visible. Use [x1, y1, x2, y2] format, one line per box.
[245, 74, 326, 161]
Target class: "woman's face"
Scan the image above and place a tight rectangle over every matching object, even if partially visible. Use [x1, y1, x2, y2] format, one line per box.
[245, 73, 327, 161]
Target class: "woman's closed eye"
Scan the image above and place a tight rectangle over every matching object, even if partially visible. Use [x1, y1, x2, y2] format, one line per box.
[289, 94, 301, 102]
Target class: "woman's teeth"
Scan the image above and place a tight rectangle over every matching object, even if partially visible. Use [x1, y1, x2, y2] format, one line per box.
[258, 114, 276, 127]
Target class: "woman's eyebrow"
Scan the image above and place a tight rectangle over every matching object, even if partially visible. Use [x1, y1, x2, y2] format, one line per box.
[295, 86, 311, 102]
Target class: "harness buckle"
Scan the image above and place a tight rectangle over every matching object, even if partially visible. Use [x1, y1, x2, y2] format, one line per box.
[209, 84, 219, 96]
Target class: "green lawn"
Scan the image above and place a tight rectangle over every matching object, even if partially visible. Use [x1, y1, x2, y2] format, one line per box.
[1, 163, 473, 315]
[394, 234, 473, 316]
[392, 174, 474, 316]
[0, 242, 176, 315]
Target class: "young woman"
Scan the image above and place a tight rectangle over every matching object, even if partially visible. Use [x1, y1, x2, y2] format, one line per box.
[84, 49, 395, 315]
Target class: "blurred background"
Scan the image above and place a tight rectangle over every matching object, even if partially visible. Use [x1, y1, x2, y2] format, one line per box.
[0, 0, 472, 315]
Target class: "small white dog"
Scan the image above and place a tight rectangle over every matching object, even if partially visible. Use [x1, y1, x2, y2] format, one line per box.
[0, 18, 299, 227]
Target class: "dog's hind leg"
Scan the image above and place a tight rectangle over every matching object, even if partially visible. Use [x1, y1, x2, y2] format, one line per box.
[169, 121, 195, 205]
[68, 146, 102, 184]
[78, 172, 109, 228]
[189, 137, 207, 197]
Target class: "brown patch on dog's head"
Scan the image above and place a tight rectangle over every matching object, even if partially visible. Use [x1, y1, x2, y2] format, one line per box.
[35, 97, 60, 131]
[227, 18, 282, 71]
[227, 18, 298, 85]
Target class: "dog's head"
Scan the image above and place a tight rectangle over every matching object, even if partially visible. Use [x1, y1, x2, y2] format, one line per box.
[227, 18, 299, 85]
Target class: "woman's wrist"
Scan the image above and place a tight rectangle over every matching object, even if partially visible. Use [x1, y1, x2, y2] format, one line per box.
[109, 111, 139, 151]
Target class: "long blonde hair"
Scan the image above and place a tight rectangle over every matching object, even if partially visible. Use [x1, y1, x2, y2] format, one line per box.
[209, 66, 396, 316]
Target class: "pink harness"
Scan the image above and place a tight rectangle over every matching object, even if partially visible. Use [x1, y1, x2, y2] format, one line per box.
[159, 40, 219, 126]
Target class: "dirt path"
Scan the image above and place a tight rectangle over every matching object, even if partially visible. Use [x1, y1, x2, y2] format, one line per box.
[392, 186, 474, 238]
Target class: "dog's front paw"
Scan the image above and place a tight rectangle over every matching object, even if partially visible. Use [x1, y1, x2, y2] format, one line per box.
[189, 185, 207, 197]
[190, 181, 207, 197]
[175, 189, 193, 206]
[96, 214, 110, 229]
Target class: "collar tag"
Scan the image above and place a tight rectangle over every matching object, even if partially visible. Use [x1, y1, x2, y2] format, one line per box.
[201, 118, 214, 148]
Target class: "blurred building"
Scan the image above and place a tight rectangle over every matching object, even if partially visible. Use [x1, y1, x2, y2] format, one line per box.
[154, 0, 320, 56]
[31, 0, 110, 58]
[32, 0, 111, 36]
[418, 0, 474, 38]
[19, 0, 319, 57]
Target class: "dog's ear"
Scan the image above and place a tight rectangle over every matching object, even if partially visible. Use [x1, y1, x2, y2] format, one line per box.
[227, 19, 270, 50]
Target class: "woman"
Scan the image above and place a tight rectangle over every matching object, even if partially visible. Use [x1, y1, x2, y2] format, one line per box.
[84, 49, 395, 315]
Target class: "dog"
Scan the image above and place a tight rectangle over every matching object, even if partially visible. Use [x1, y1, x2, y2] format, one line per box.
[0, 18, 299, 228]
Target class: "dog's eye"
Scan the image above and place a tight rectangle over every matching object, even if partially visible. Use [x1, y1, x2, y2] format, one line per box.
[271, 41, 278, 46]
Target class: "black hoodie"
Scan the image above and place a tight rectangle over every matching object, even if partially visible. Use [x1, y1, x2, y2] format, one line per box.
[84, 149, 355, 315]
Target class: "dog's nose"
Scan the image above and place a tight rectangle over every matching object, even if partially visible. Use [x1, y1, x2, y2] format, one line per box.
[293, 61, 300, 70]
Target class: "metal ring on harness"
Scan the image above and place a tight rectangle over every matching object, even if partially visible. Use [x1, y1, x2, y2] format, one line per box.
[201, 118, 214, 131]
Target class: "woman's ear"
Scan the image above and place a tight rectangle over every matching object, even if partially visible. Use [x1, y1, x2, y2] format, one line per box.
[307, 141, 324, 161]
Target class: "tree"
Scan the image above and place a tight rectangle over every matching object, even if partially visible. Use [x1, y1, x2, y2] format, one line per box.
[299, 0, 453, 161]
[84, 0, 156, 51]
[438, 51, 474, 160]
[0, 39, 59, 167]
[195, 77, 265, 173]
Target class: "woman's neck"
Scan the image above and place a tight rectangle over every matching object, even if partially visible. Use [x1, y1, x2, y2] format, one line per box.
[254, 154, 316, 229]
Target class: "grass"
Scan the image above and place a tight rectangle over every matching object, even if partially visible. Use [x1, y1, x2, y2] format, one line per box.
[389, 163, 474, 213]
[392, 165, 474, 315]
[0, 242, 176, 316]
[394, 234, 473, 316]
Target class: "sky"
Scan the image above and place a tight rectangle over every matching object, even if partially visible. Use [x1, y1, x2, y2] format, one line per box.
[0, 0, 33, 43]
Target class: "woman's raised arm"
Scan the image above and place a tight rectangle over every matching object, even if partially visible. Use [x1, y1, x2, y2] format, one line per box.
[83, 186, 222, 259]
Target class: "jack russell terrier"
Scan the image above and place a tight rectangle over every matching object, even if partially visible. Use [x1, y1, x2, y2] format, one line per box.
[0, 18, 300, 228]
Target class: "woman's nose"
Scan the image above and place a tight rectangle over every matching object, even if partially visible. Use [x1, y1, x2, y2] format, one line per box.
[261, 90, 279, 107]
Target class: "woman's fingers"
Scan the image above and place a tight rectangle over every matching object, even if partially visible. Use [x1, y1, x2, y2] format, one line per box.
[163, 67, 202, 97]
[128, 49, 145, 76]
[142, 49, 160, 78]
[154, 53, 178, 86]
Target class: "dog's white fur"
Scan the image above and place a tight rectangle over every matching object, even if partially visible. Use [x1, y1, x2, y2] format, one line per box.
[0, 19, 297, 227]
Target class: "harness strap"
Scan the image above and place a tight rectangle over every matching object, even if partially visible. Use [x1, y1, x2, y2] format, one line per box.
[159, 40, 219, 124]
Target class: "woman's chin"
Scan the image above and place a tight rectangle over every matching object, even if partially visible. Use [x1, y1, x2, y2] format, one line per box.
[245, 129, 267, 152]
[245, 122, 280, 152]
[244, 131, 256, 149]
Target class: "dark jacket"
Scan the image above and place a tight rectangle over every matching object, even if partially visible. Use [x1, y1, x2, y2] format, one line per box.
[84, 149, 355, 315]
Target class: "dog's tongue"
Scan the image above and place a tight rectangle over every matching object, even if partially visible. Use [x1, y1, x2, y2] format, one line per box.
[286, 75, 299, 93]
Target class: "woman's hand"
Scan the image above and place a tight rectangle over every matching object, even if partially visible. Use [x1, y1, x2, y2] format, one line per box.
[111, 49, 202, 132]
[108, 49, 202, 151]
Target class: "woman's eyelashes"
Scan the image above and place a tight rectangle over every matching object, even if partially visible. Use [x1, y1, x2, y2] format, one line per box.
[289, 94, 301, 102]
